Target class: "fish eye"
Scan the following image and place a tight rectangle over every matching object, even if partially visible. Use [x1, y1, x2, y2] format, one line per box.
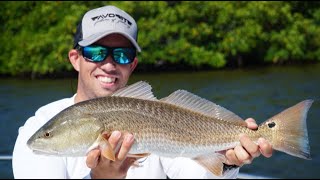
[44, 132, 51, 138]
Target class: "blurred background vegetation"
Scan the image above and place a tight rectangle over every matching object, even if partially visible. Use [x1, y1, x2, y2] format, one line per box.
[1, 1, 320, 78]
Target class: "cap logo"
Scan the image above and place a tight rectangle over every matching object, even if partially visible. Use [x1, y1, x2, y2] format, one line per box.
[91, 13, 132, 28]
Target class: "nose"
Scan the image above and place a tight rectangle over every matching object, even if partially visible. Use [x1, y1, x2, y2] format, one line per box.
[99, 54, 117, 71]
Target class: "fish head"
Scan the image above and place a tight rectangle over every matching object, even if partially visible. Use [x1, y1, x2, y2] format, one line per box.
[27, 113, 104, 156]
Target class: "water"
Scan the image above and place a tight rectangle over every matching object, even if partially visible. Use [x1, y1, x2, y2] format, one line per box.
[1, 64, 319, 178]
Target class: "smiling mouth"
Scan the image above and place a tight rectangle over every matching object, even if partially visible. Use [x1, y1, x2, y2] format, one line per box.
[97, 76, 116, 84]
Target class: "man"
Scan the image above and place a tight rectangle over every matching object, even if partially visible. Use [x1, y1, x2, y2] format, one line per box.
[12, 5, 272, 179]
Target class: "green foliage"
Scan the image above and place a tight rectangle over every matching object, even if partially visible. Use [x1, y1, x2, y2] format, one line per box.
[1, 1, 320, 77]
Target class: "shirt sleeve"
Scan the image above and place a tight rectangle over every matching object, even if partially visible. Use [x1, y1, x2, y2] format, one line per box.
[160, 156, 239, 179]
[12, 97, 82, 178]
[12, 115, 68, 178]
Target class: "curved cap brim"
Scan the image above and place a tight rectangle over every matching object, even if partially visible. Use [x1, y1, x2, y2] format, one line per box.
[78, 31, 141, 52]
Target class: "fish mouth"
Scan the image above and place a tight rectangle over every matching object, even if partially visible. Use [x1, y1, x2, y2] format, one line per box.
[31, 149, 59, 156]
[27, 142, 62, 156]
[27, 139, 59, 156]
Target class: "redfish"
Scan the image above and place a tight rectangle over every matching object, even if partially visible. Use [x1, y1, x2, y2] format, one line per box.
[27, 81, 313, 176]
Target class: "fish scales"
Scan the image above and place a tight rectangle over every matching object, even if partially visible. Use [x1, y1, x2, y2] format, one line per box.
[75, 96, 260, 157]
[27, 81, 313, 176]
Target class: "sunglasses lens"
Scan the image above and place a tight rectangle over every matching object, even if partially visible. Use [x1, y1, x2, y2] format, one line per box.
[83, 46, 108, 62]
[113, 48, 136, 64]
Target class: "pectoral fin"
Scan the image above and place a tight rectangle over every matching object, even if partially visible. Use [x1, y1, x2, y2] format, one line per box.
[97, 134, 116, 161]
[193, 153, 226, 177]
[96, 134, 150, 163]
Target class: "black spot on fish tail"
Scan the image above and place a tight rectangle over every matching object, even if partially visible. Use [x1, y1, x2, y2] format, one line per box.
[267, 122, 276, 128]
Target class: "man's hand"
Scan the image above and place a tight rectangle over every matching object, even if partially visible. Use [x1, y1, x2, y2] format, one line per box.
[224, 118, 273, 167]
[86, 131, 136, 179]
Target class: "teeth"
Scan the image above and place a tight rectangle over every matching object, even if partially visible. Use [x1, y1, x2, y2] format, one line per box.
[98, 76, 115, 83]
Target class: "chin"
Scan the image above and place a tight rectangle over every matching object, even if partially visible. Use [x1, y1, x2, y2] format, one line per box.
[98, 90, 115, 97]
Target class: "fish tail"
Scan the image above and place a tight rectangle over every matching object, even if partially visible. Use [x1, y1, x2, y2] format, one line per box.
[260, 100, 313, 160]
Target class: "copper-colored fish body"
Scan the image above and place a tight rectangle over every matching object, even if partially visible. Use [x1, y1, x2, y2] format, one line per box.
[27, 81, 313, 176]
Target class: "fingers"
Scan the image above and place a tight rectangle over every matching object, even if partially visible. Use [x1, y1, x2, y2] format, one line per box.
[225, 149, 241, 166]
[106, 131, 122, 151]
[117, 134, 134, 161]
[244, 118, 273, 158]
[86, 149, 101, 168]
[225, 145, 253, 166]
[258, 138, 273, 158]
[86, 131, 136, 178]
[239, 134, 260, 159]
[225, 134, 261, 166]
[224, 118, 273, 167]
[101, 131, 135, 163]
[226, 134, 273, 167]
[86, 131, 122, 168]
[245, 118, 258, 130]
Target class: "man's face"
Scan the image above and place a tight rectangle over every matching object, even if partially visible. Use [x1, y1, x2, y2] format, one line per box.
[75, 34, 138, 102]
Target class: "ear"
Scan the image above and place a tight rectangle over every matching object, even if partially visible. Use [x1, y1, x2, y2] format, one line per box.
[129, 57, 138, 73]
[68, 49, 81, 72]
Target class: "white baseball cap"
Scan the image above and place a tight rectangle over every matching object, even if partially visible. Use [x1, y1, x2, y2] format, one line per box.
[74, 5, 141, 52]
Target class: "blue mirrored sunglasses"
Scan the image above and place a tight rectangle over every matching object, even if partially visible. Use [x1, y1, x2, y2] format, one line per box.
[80, 45, 136, 65]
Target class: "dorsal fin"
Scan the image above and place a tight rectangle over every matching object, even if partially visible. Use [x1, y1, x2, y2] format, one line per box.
[160, 90, 246, 126]
[112, 81, 157, 100]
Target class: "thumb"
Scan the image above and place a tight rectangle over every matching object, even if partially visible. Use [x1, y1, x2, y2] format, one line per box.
[86, 149, 101, 168]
